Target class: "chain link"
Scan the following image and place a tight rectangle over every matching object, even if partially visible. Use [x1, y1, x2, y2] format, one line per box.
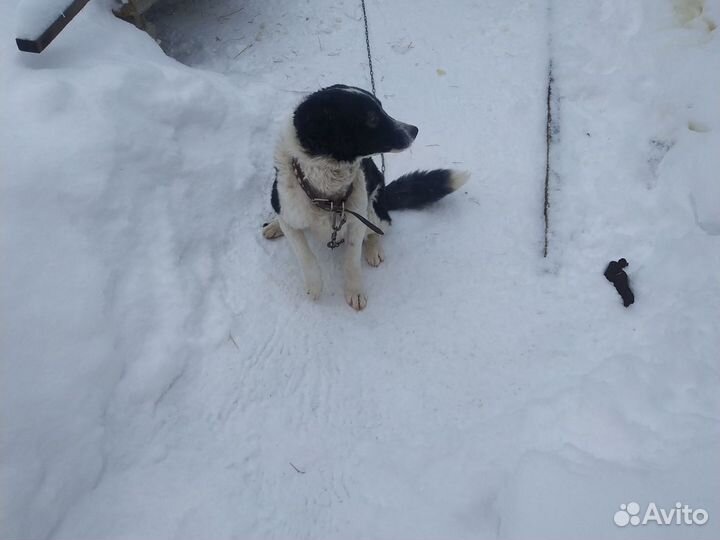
[360, 0, 385, 175]
[327, 202, 347, 249]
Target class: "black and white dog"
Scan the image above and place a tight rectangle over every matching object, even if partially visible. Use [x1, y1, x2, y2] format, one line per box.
[262, 84, 468, 310]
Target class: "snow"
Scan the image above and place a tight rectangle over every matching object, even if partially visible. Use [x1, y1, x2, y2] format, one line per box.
[14, 0, 76, 39]
[1, 0, 718, 538]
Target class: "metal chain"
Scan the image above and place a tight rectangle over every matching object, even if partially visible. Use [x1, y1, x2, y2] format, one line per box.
[360, 0, 385, 174]
[327, 202, 347, 249]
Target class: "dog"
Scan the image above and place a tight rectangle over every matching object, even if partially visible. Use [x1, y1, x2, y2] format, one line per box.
[262, 84, 469, 310]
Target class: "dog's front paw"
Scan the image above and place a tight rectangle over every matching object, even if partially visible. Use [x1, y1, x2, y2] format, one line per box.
[305, 277, 323, 301]
[262, 219, 284, 240]
[363, 240, 385, 267]
[344, 288, 367, 311]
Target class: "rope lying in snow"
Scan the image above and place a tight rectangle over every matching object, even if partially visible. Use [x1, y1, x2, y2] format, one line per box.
[360, 0, 385, 175]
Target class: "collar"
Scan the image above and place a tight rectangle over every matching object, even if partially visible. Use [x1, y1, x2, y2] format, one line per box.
[291, 158, 354, 205]
[289, 157, 384, 238]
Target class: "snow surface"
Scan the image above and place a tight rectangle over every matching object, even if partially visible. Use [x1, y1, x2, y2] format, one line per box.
[1, 0, 719, 538]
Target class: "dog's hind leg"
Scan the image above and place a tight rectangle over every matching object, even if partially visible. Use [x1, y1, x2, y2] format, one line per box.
[262, 218, 284, 240]
[278, 219, 322, 300]
[363, 233, 385, 267]
[363, 188, 390, 267]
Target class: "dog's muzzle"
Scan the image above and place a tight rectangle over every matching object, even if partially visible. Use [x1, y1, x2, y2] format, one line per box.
[388, 121, 419, 152]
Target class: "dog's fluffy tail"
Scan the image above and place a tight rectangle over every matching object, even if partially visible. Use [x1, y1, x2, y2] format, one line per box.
[381, 169, 469, 211]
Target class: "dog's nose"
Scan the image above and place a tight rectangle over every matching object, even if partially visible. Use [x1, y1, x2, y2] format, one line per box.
[408, 124, 419, 139]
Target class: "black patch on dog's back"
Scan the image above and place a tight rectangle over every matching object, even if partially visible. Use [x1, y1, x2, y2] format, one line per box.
[271, 178, 280, 213]
[362, 158, 391, 224]
[373, 194, 392, 224]
[362, 157, 384, 195]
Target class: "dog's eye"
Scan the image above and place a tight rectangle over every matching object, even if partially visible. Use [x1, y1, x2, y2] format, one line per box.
[366, 112, 379, 128]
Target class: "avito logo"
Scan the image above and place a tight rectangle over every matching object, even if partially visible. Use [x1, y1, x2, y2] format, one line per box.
[614, 502, 709, 527]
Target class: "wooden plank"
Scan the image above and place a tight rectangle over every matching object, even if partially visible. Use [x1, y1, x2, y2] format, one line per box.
[16, 0, 92, 54]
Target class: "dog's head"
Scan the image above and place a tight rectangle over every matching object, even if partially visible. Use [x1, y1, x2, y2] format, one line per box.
[293, 84, 419, 162]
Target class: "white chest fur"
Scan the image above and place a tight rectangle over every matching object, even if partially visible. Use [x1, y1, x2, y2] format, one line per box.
[273, 124, 369, 241]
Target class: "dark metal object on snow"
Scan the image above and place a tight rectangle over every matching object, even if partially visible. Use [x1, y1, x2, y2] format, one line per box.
[16, 0, 92, 53]
[604, 258, 635, 307]
[15, 0, 162, 54]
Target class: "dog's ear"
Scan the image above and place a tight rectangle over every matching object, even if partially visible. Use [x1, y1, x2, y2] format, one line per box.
[366, 110, 380, 128]
[294, 105, 331, 157]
